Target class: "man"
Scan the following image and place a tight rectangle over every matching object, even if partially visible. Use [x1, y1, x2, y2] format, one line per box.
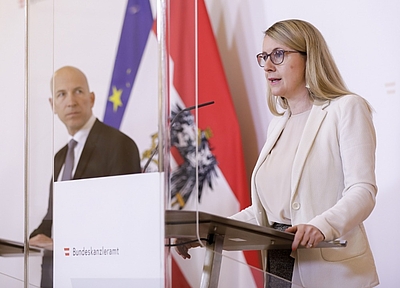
[29, 66, 141, 287]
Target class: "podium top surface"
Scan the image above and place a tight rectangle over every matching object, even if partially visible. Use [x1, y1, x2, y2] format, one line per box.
[0, 238, 42, 257]
[165, 210, 346, 251]
[165, 210, 294, 251]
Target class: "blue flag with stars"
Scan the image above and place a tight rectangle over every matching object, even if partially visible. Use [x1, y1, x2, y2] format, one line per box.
[103, 0, 153, 129]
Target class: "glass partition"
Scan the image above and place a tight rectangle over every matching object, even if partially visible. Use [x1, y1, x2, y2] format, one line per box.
[164, 0, 270, 287]
[2, 0, 297, 287]
[220, 251, 303, 288]
[25, 0, 165, 287]
[0, 1, 41, 287]
[26, 1, 56, 287]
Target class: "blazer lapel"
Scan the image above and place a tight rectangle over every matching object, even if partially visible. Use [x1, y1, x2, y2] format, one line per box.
[254, 111, 290, 171]
[54, 145, 68, 181]
[291, 101, 328, 194]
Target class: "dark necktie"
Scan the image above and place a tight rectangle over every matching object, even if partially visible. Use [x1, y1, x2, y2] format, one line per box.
[61, 139, 77, 181]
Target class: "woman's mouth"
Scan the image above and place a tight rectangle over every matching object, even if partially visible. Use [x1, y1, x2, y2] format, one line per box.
[268, 78, 281, 84]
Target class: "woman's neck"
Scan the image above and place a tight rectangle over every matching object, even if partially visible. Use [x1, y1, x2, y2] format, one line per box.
[287, 90, 313, 115]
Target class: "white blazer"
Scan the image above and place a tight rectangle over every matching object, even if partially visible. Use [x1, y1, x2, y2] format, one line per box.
[232, 95, 379, 287]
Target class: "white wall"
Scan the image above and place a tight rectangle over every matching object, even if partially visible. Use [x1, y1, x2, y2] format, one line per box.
[0, 0, 398, 287]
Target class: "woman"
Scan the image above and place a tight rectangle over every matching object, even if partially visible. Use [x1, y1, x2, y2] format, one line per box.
[177, 19, 379, 287]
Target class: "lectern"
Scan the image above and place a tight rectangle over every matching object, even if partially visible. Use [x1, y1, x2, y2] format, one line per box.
[0, 238, 41, 257]
[165, 210, 346, 288]
[53, 173, 165, 288]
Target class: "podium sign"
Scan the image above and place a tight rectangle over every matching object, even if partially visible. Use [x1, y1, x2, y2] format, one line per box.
[54, 173, 164, 288]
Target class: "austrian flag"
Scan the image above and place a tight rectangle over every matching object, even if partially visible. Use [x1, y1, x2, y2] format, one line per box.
[168, 0, 262, 287]
[102, 0, 262, 287]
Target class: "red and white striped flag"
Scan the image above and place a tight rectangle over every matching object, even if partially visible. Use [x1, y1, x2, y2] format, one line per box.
[167, 0, 262, 287]
[105, 0, 262, 286]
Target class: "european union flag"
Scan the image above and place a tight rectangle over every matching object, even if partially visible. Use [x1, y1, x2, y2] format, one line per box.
[103, 0, 153, 129]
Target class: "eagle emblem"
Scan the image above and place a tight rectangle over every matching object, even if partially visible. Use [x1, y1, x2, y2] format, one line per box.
[170, 104, 218, 209]
[141, 104, 218, 209]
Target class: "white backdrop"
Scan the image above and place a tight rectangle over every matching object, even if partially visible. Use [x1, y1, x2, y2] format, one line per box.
[0, 0, 399, 287]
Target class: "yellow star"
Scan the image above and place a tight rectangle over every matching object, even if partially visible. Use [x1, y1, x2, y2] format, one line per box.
[108, 86, 123, 112]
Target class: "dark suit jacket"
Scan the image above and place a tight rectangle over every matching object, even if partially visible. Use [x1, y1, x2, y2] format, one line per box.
[30, 119, 141, 288]
[31, 119, 141, 238]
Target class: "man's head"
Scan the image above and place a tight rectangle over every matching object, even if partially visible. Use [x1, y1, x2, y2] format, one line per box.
[49, 66, 95, 136]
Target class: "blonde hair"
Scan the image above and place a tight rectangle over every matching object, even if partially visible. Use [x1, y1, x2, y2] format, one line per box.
[265, 19, 353, 115]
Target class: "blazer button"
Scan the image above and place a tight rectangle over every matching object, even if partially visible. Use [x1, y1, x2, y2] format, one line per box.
[292, 202, 300, 210]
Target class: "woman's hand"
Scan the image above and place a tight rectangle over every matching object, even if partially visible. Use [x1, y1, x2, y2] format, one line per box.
[285, 224, 324, 251]
[174, 238, 202, 259]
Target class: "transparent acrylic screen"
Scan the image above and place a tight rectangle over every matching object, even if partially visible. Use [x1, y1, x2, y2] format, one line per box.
[163, 0, 297, 287]
[0, 0, 296, 287]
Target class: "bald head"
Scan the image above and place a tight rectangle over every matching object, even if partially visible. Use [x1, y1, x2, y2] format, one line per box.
[49, 66, 95, 136]
[51, 66, 90, 94]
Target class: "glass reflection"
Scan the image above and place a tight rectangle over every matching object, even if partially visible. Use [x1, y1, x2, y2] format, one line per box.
[26, 0, 159, 287]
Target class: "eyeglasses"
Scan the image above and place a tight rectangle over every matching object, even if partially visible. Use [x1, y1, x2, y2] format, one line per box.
[256, 49, 305, 67]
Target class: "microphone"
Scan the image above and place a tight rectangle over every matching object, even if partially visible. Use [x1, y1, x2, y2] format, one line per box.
[142, 101, 215, 172]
